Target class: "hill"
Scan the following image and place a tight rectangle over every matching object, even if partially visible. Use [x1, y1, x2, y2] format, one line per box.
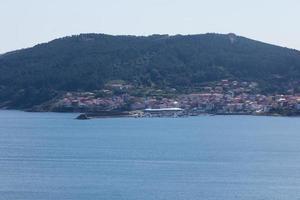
[1, 33, 300, 109]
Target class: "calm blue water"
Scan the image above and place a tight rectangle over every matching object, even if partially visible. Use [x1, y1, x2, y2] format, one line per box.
[1, 110, 300, 200]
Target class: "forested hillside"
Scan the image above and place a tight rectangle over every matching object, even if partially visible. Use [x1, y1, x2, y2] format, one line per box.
[1, 33, 300, 108]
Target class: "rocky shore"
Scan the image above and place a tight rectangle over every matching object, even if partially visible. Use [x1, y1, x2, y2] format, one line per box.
[76, 111, 134, 120]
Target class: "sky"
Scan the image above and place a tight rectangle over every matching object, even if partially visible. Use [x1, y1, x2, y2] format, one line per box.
[0, 0, 300, 53]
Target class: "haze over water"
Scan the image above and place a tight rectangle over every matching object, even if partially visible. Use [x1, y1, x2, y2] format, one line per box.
[1, 110, 300, 200]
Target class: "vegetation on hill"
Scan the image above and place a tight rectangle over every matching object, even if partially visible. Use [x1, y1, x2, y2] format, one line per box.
[1, 33, 300, 108]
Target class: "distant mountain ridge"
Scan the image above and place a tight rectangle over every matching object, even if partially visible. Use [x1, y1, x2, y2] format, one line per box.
[1, 33, 300, 108]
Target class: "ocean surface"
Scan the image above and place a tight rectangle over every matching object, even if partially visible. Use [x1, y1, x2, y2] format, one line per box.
[1, 110, 300, 200]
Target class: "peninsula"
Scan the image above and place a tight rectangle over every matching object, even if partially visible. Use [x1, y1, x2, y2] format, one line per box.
[1, 33, 300, 117]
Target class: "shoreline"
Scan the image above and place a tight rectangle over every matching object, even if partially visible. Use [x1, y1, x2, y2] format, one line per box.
[1, 108, 300, 119]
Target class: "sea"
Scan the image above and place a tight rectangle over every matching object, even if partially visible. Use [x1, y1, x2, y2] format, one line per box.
[1, 110, 300, 200]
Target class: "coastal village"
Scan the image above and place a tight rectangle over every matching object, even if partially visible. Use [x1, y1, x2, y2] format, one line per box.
[50, 80, 300, 117]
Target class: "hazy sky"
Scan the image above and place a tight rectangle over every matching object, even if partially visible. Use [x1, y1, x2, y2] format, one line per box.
[1, 0, 300, 53]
